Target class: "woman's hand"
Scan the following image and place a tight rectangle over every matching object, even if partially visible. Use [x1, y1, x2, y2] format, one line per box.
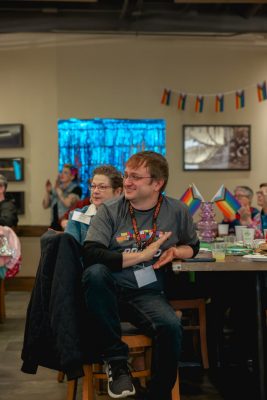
[45, 179, 52, 193]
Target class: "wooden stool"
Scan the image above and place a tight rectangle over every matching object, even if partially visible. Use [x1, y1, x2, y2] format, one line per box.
[170, 298, 209, 369]
[65, 323, 180, 400]
[0, 279, 6, 323]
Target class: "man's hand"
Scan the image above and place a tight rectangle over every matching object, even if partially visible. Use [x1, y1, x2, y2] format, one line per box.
[140, 232, 172, 263]
[153, 245, 194, 270]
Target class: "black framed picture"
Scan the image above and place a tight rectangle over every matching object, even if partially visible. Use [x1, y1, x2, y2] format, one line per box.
[0, 124, 24, 148]
[183, 125, 251, 171]
[0, 158, 24, 181]
[5, 191, 25, 215]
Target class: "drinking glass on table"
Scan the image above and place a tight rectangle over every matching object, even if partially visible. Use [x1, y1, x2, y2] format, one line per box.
[211, 242, 226, 262]
[242, 228, 255, 248]
[224, 235, 236, 247]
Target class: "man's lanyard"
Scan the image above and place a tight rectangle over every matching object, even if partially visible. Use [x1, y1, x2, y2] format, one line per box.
[128, 194, 163, 251]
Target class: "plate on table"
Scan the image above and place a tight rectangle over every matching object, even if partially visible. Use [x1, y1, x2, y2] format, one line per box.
[243, 254, 267, 262]
[226, 247, 252, 256]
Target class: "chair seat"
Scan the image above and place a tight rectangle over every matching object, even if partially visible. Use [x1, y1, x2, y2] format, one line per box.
[120, 321, 144, 335]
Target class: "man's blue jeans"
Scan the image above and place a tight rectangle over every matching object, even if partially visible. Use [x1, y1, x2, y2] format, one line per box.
[82, 263, 182, 400]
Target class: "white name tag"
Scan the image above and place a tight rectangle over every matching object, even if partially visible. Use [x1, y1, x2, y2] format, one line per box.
[71, 211, 91, 225]
[134, 265, 157, 288]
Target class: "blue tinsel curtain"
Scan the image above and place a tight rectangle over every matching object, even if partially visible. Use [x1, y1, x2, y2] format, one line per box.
[58, 118, 166, 197]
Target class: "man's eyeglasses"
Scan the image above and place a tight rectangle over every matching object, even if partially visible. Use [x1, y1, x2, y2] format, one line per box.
[123, 173, 152, 182]
[89, 184, 112, 192]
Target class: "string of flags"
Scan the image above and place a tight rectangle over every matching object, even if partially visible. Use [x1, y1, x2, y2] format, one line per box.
[180, 183, 241, 218]
[161, 81, 267, 112]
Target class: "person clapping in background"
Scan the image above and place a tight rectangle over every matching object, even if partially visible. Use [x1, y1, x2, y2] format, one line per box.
[42, 164, 82, 230]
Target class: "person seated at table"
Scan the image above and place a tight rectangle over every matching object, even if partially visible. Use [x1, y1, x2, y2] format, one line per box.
[222, 185, 259, 234]
[0, 174, 18, 228]
[42, 164, 82, 231]
[82, 151, 199, 400]
[255, 183, 267, 235]
[65, 165, 123, 244]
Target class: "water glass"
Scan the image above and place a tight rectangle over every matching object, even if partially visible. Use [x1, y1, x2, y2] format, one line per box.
[242, 228, 255, 248]
[224, 235, 236, 248]
[211, 242, 226, 262]
[235, 225, 248, 242]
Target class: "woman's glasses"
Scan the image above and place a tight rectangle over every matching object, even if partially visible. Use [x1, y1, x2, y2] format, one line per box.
[89, 184, 112, 192]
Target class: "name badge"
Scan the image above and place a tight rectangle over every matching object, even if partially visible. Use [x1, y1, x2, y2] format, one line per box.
[134, 265, 157, 288]
[71, 211, 91, 225]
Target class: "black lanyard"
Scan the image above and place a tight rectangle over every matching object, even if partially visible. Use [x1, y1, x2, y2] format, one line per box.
[128, 194, 163, 251]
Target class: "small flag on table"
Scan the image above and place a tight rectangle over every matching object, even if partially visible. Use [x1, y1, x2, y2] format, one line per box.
[195, 96, 204, 113]
[161, 89, 172, 105]
[215, 94, 224, 112]
[178, 93, 187, 110]
[235, 90, 245, 109]
[180, 183, 204, 216]
[211, 185, 241, 219]
[257, 81, 267, 102]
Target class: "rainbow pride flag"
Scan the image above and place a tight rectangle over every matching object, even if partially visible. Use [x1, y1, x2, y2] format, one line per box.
[195, 96, 204, 113]
[161, 89, 171, 105]
[215, 95, 224, 112]
[178, 93, 187, 110]
[180, 184, 204, 215]
[257, 81, 267, 102]
[211, 185, 241, 219]
[235, 90, 245, 109]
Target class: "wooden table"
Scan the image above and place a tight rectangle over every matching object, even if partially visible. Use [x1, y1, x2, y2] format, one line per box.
[172, 255, 267, 400]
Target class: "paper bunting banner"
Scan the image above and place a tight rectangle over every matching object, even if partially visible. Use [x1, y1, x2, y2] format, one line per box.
[235, 90, 245, 109]
[257, 81, 267, 102]
[211, 184, 241, 219]
[178, 94, 187, 110]
[215, 95, 224, 112]
[161, 89, 171, 105]
[195, 96, 204, 112]
[180, 183, 204, 215]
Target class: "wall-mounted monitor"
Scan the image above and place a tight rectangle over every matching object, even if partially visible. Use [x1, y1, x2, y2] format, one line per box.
[0, 158, 24, 181]
[183, 125, 251, 171]
[5, 191, 25, 215]
[0, 124, 24, 148]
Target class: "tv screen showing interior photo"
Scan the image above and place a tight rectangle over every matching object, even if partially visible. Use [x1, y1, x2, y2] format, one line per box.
[183, 125, 251, 171]
[0, 158, 24, 181]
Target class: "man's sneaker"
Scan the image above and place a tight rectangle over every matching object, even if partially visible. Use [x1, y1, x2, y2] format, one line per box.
[105, 360, 136, 398]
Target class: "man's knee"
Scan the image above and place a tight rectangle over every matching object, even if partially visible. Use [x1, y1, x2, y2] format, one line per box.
[162, 313, 183, 341]
[82, 263, 111, 288]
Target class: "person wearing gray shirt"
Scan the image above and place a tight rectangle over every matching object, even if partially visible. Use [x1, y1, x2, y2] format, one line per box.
[82, 151, 199, 400]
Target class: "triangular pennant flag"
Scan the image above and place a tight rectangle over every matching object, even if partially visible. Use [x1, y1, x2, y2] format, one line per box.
[180, 183, 204, 215]
[235, 90, 245, 109]
[215, 94, 224, 112]
[161, 89, 172, 105]
[195, 96, 204, 113]
[211, 184, 241, 219]
[177, 93, 187, 111]
[257, 81, 267, 102]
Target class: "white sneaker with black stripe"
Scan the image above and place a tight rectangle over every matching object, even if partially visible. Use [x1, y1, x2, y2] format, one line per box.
[105, 360, 136, 398]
